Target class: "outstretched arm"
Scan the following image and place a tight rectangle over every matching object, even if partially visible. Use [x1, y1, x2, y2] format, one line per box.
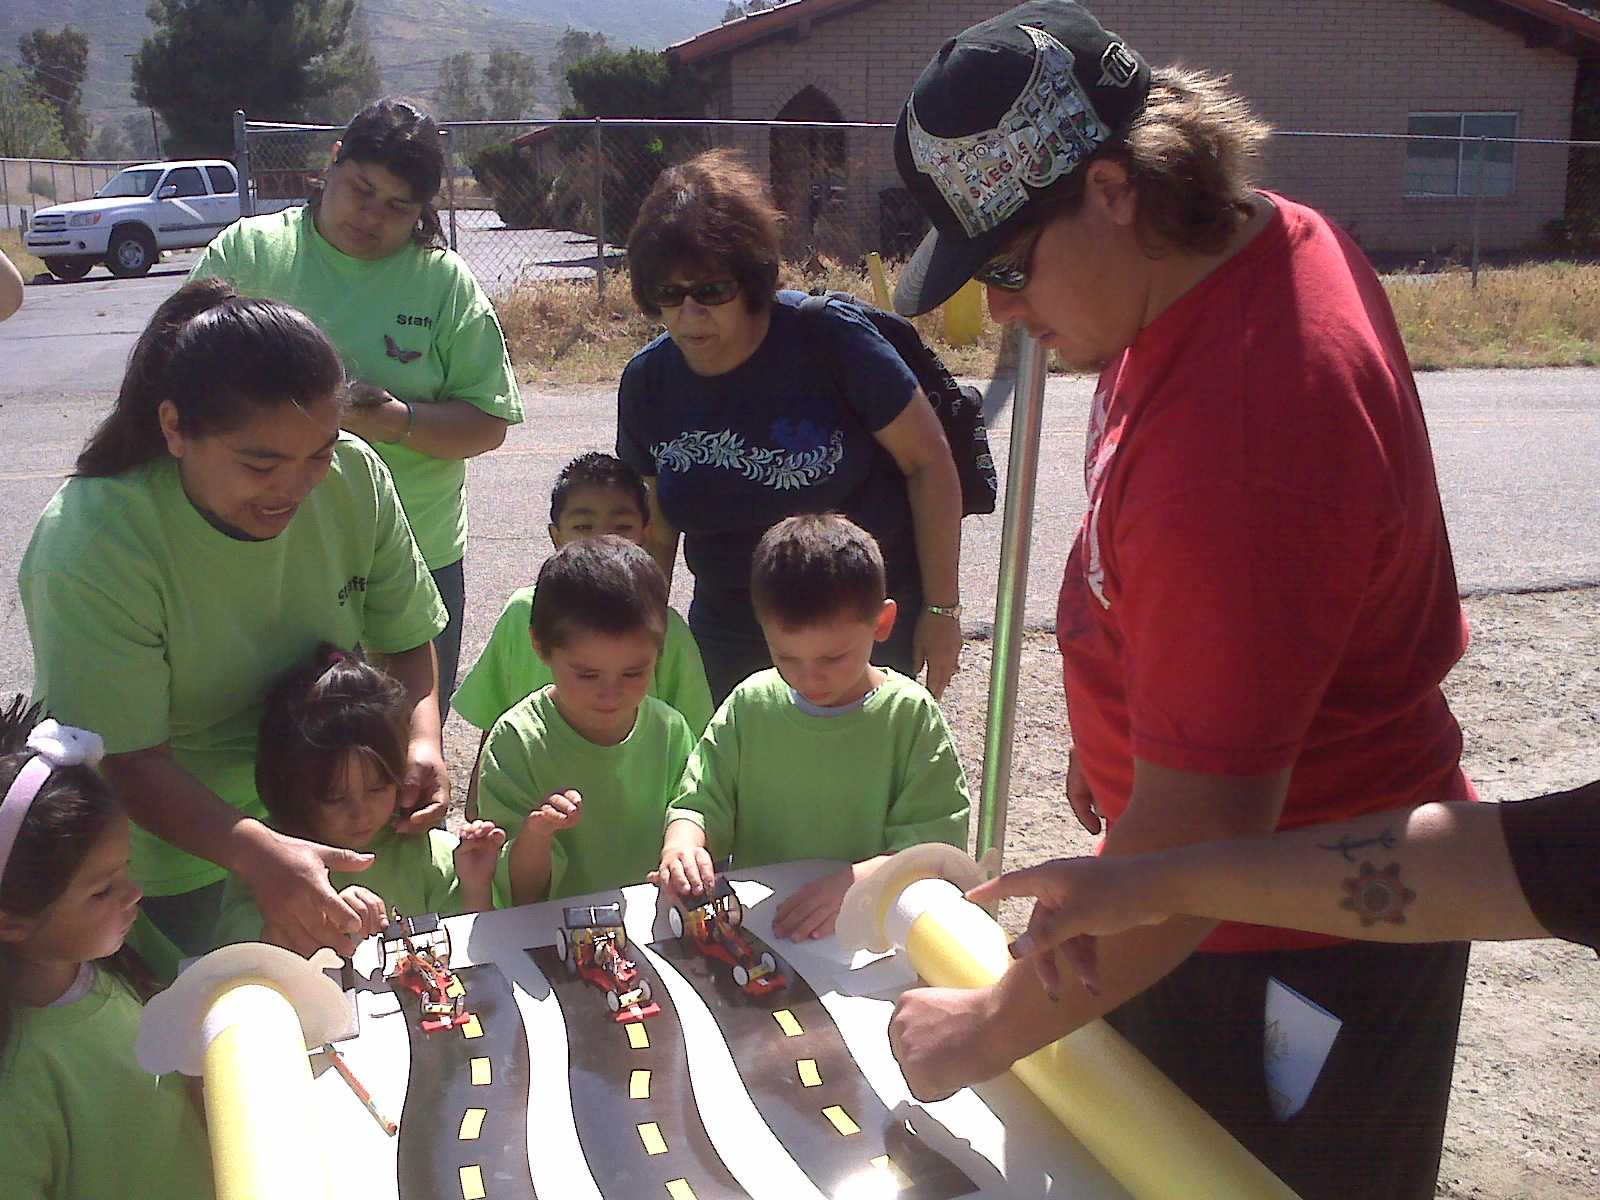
[972, 799, 1545, 995]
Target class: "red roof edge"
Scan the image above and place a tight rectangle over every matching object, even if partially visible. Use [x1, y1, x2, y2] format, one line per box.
[668, 0, 1600, 67]
[667, 0, 886, 65]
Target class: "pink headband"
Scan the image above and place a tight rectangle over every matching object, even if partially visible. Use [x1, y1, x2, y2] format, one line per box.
[0, 720, 105, 882]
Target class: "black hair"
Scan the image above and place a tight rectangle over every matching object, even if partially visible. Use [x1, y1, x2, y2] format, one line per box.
[0, 697, 157, 1058]
[751, 513, 886, 629]
[530, 535, 669, 654]
[74, 278, 345, 479]
[255, 645, 409, 840]
[313, 98, 446, 251]
[550, 452, 649, 527]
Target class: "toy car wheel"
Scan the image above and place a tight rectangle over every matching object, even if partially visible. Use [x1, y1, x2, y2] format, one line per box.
[555, 926, 569, 965]
[725, 893, 745, 926]
[667, 906, 684, 939]
[43, 257, 92, 281]
[760, 951, 777, 975]
[106, 226, 156, 278]
[606, 988, 622, 1013]
[637, 979, 653, 1004]
[732, 963, 750, 988]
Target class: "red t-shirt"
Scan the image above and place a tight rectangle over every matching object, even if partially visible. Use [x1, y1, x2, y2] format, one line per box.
[1056, 194, 1473, 953]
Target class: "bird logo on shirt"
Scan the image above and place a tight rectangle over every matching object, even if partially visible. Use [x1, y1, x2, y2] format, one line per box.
[384, 334, 421, 364]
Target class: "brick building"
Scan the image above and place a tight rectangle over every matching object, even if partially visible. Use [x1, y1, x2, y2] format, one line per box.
[668, 0, 1600, 260]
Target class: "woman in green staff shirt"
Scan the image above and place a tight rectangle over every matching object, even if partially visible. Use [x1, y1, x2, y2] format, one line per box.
[21, 279, 449, 956]
[193, 99, 522, 713]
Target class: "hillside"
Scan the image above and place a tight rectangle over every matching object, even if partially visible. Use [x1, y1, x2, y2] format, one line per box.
[0, 0, 724, 135]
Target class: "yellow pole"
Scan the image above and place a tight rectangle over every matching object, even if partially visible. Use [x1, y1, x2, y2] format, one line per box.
[865, 252, 893, 309]
[202, 977, 335, 1200]
[896, 880, 1300, 1200]
[942, 278, 983, 347]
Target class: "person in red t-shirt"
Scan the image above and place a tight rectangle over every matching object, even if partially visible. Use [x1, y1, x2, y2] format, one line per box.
[887, 3, 1472, 1196]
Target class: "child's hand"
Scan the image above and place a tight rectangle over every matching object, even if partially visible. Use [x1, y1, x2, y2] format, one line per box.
[336, 885, 391, 942]
[772, 865, 857, 941]
[522, 790, 583, 837]
[653, 844, 717, 900]
[453, 820, 508, 888]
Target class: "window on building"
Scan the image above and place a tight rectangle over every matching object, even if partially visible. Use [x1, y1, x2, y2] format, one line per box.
[1405, 113, 1517, 198]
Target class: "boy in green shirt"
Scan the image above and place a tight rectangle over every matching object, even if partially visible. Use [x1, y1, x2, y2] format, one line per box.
[478, 537, 694, 903]
[458, 453, 712, 817]
[658, 514, 971, 941]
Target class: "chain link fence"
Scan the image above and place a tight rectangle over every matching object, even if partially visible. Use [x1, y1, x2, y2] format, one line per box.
[1, 158, 137, 230]
[232, 117, 1600, 297]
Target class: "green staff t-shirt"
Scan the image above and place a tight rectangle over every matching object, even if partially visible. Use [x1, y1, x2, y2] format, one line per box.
[193, 206, 522, 569]
[20, 436, 446, 896]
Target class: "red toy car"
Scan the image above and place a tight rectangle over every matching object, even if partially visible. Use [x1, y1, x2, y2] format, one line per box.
[668, 877, 786, 996]
[558, 902, 660, 1023]
[383, 912, 472, 1034]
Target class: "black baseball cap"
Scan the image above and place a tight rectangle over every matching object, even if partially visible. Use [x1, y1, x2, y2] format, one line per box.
[892, 0, 1150, 316]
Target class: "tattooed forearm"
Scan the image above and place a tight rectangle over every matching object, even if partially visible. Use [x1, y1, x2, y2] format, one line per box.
[1316, 828, 1398, 862]
[1339, 860, 1417, 927]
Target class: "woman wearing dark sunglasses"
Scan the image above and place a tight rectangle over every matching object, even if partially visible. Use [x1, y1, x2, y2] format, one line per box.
[616, 150, 964, 704]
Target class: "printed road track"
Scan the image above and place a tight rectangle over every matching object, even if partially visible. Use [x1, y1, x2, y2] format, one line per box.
[651, 935, 977, 1200]
[392, 962, 536, 1200]
[528, 945, 750, 1200]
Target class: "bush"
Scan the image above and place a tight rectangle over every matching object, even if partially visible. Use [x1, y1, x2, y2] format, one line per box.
[28, 172, 56, 202]
[469, 142, 552, 229]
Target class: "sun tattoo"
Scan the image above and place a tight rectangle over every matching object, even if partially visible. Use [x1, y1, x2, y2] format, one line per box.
[1339, 861, 1417, 927]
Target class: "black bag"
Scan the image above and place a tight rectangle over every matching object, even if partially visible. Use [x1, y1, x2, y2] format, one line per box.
[798, 292, 998, 517]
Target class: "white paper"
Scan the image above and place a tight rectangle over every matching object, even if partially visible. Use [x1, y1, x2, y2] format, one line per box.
[1263, 977, 1342, 1121]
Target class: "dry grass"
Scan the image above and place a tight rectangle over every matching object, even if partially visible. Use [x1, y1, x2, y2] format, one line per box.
[496, 257, 1600, 383]
[0, 229, 44, 280]
[1387, 261, 1600, 369]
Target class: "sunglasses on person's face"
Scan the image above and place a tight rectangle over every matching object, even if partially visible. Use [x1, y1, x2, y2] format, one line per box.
[647, 279, 741, 308]
[973, 222, 1047, 293]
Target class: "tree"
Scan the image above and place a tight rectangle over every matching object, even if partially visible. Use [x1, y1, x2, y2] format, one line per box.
[548, 29, 608, 110]
[18, 26, 90, 157]
[133, 0, 377, 157]
[301, 4, 382, 128]
[0, 68, 67, 159]
[563, 49, 707, 122]
[482, 48, 540, 121]
[436, 53, 484, 123]
[722, 2, 745, 22]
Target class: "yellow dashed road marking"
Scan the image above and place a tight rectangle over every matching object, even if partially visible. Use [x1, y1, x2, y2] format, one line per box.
[666, 1180, 699, 1200]
[822, 1106, 861, 1136]
[627, 1023, 650, 1049]
[460, 1013, 483, 1039]
[872, 1155, 914, 1189]
[638, 1122, 668, 1155]
[459, 1164, 486, 1199]
[470, 1057, 492, 1086]
[458, 1108, 486, 1140]
[797, 1058, 822, 1087]
[772, 1009, 803, 1037]
[630, 1069, 652, 1099]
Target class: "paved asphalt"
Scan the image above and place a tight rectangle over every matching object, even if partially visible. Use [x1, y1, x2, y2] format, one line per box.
[1, 258, 1597, 700]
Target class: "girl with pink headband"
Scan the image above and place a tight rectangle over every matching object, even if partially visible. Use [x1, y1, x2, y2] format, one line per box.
[0, 698, 213, 1199]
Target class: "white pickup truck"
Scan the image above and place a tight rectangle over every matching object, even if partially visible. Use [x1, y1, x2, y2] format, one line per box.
[24, 159, 295, 282]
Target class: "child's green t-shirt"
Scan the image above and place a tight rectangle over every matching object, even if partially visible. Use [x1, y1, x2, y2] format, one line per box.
[453, 585, 713, 737]
[192, 206, 522, 569]
[0, 970, 215, 1200]
[667, 668, 971, 867]
[20, 437, 446, 896]
[212, 826, 466, 947]
[478, 688, 693, 900]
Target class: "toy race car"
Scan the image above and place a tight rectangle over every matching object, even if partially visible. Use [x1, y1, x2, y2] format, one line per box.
[382, 912, 471, 1034]
[557, 902, 660, 1023]
[668, 876, 786, 996]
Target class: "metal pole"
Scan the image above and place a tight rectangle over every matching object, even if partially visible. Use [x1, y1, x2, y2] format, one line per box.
[49, 161, 59, 206]
[976, 334, 1049, 865]
[151, 110, 163, 159]
[233, 111, 254, 218]
[1470, 135, 1484, 288]
[2, 160, 10, 229]
[593, 119, 606, 300]
[442, 127, 458, 252]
